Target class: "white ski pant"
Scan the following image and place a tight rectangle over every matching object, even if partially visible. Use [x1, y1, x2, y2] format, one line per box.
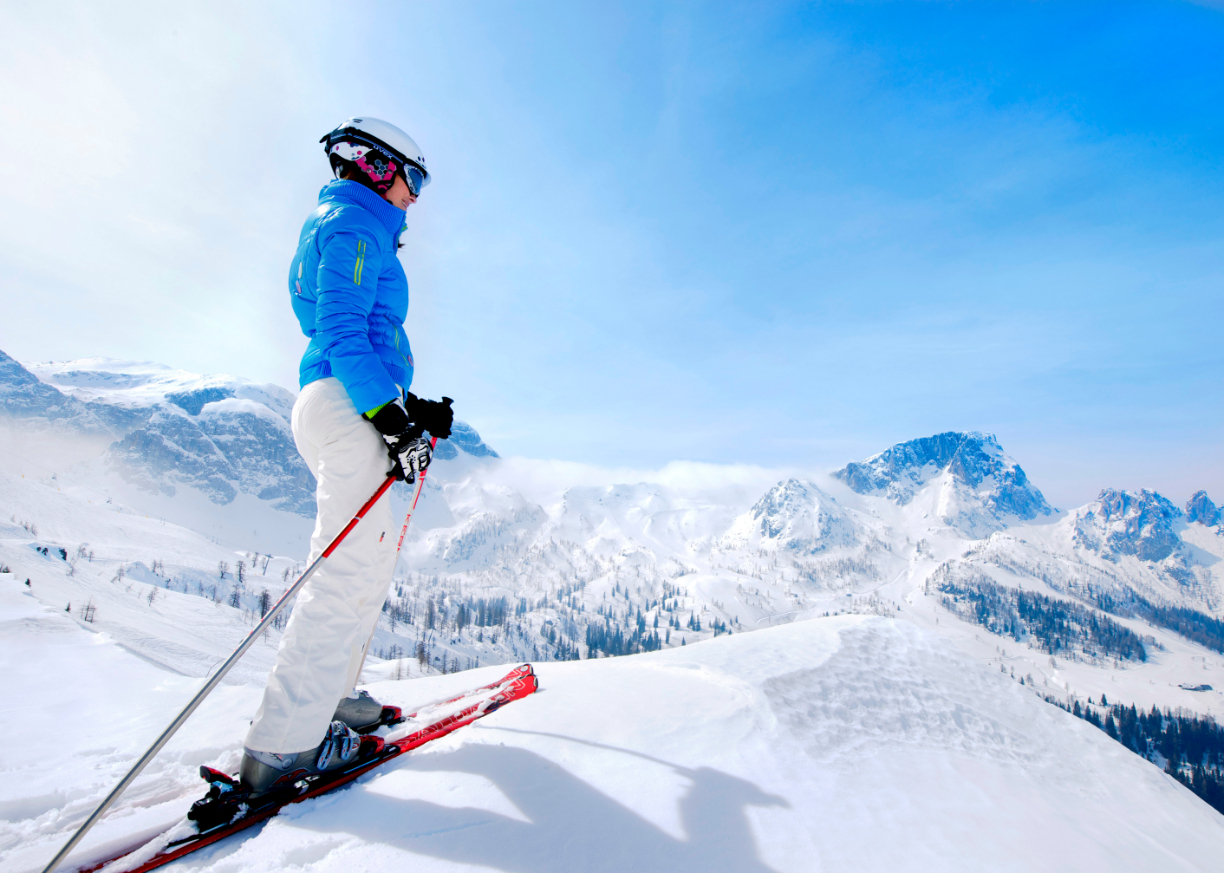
[245, 377, 397, 754]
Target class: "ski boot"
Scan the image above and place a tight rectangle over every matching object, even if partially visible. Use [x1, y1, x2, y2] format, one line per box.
[189, 722, 383, 831]
[333, 689, 404, 733]
[239, 721, 375, 796]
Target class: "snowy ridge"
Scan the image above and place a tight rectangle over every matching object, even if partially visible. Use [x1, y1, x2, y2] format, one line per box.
[7, 593, 1224, 873]
[26, 356, 297, 421]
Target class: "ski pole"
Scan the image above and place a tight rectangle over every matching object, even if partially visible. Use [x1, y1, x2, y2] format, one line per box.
[355, 435, 438, 680]
[41, 471, 400, 873]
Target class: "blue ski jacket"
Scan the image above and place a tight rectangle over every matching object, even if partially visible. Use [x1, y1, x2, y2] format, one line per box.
[289, 180, 413, 414]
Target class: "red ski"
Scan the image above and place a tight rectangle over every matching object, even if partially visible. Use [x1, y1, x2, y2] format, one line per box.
[77, 665, 538, 873]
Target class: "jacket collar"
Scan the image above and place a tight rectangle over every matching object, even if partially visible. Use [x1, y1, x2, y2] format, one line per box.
[318, 179, 406, 236]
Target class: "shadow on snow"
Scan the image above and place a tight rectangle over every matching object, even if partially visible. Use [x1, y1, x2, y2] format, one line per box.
[297, 733, 788, 873]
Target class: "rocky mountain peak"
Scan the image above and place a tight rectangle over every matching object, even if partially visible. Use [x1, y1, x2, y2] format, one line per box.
[432, 421, 499, 461]
[1076, 488, 1184, 564]
[833, 431, 1053, 523]
[1186, 491, 1221, 527]
[1096, 488, 1181, 524]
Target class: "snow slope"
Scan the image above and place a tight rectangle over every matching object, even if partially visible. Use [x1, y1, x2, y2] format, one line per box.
[7, 351, 1224, 871]
[6, 587, 1224, 873]
[0, 470, 293, 684]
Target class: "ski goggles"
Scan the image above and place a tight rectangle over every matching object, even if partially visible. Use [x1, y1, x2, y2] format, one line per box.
[402, 163, 426, 197]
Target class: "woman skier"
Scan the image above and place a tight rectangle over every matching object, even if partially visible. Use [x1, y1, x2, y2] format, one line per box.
[239, 117, 453, 795]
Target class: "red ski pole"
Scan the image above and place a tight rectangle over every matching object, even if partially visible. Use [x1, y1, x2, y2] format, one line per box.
[41, 471, 400, 873]
[354, 435, 438, 680]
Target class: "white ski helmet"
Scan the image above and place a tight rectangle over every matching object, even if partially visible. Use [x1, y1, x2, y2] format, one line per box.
[320, 117, 430, 195]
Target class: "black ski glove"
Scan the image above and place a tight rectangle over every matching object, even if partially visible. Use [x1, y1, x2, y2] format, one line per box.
[405, 393, 455, 440]
[364, 399, 431, 483]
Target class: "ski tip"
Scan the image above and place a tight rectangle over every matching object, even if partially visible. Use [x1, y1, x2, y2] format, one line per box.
[521, 666, 540, 694]
[510, 664, 539, 694]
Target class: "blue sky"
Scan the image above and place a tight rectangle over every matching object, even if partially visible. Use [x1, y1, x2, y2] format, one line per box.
[1, 1, 1221, 508]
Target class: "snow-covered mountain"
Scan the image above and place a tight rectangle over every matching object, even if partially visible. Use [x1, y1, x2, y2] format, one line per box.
[6, 350, 1223, 715]
[0, 349, 119, 434]
[6, 350, 1224, 870]
[1187, 489, 1222, 527]
[0, 352, 495, 553]
[1074, 487, 1184, 563]
[721, 478, 861, 554]
[834, 430, 1054, 537]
